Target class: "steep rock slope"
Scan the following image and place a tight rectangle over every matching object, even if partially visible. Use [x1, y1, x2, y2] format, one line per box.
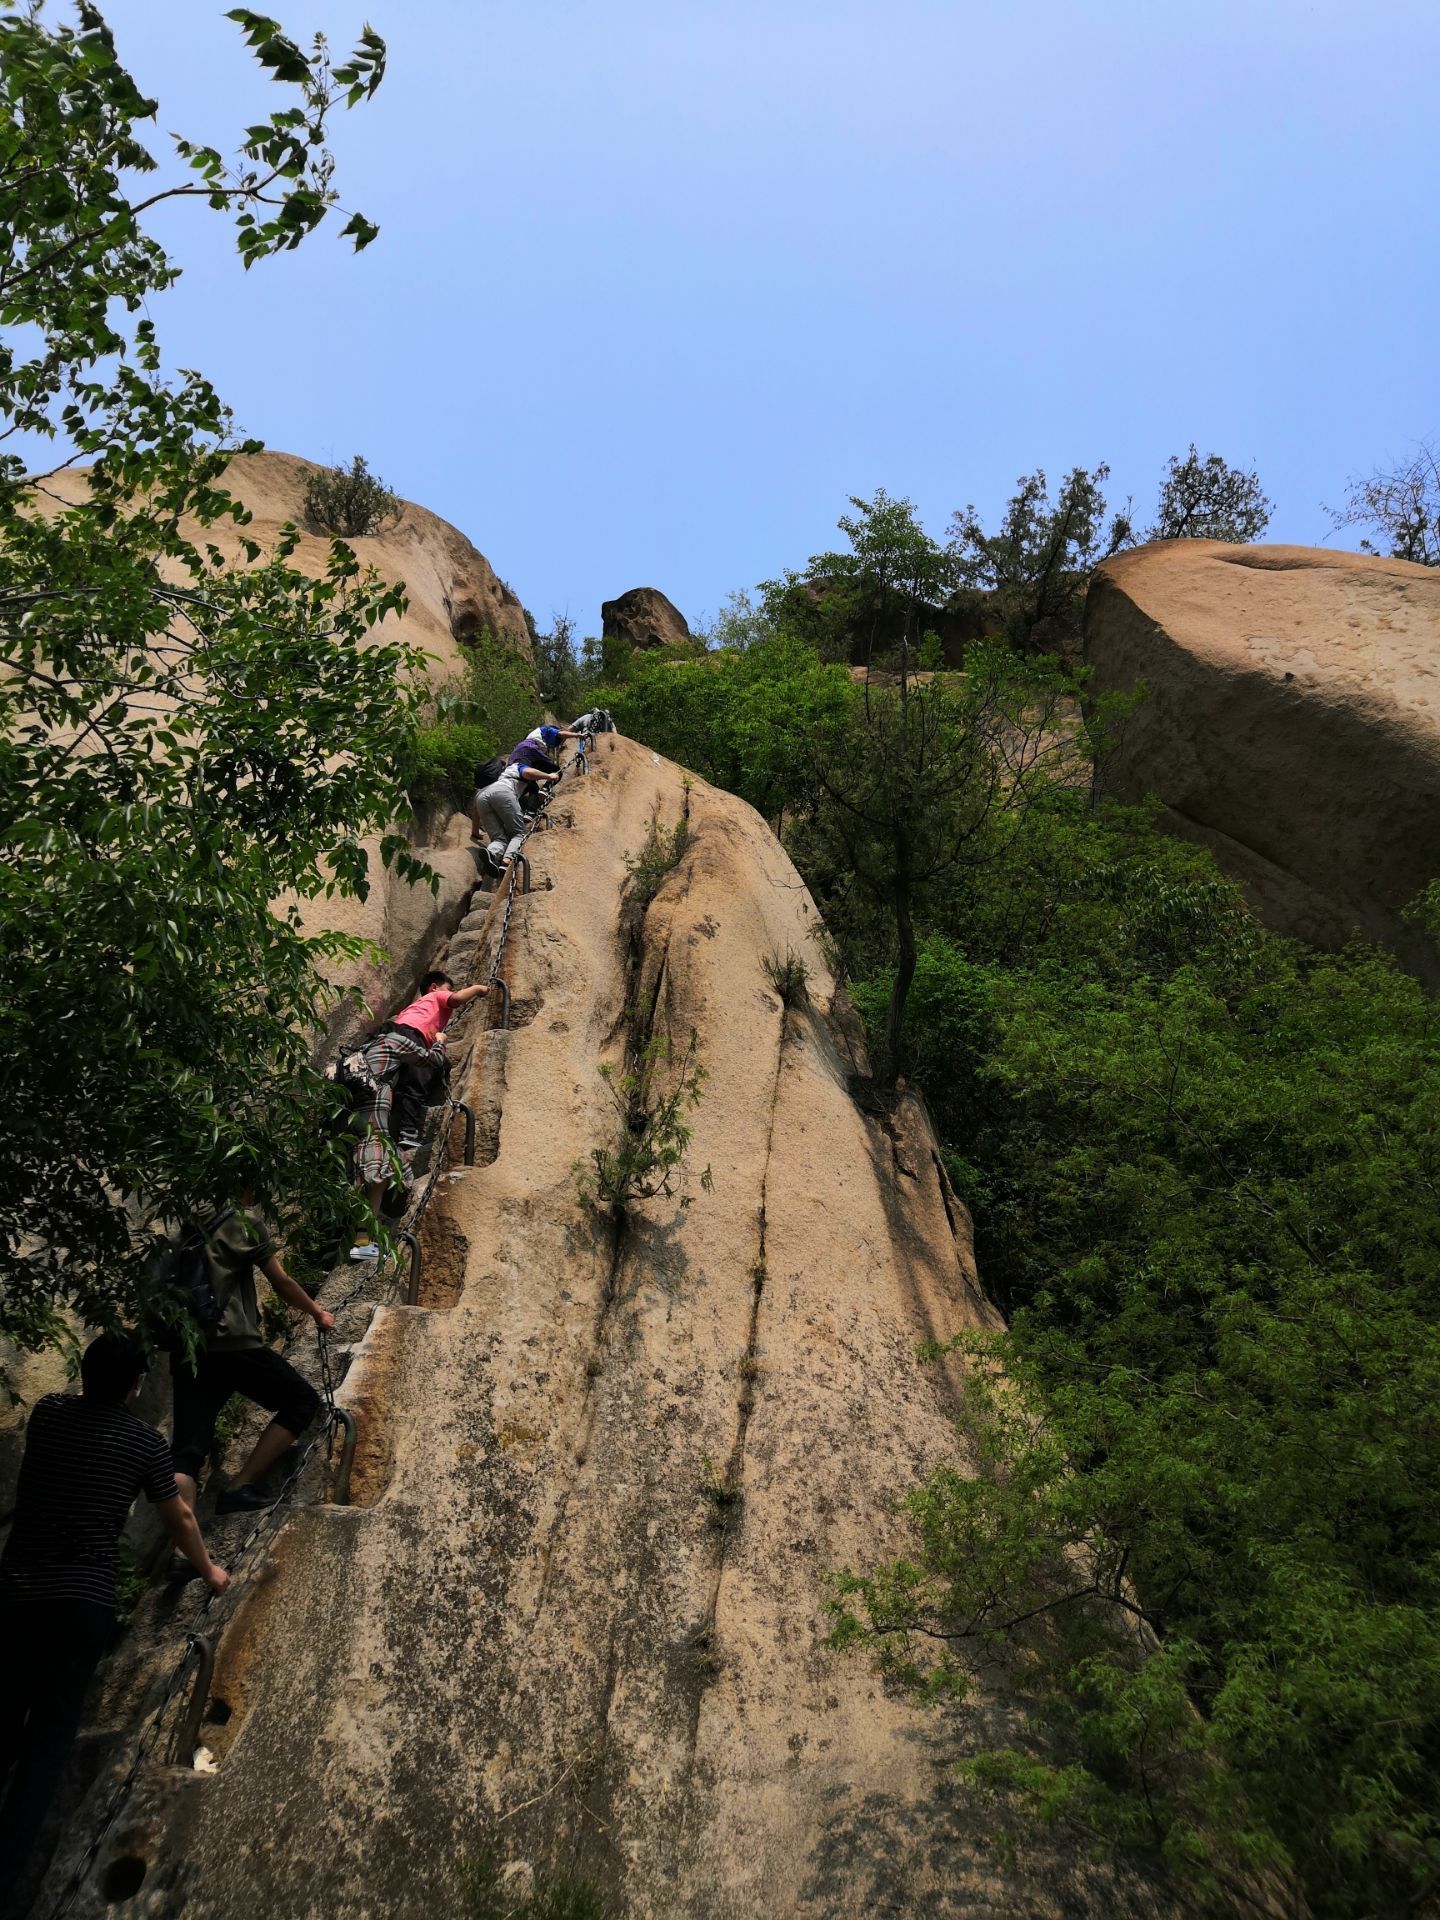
[42, 449, 531, 679]
[63, 739, 1171, 1920]
[1086, 540, 1440, 981]
[33, 450, 530, 1040]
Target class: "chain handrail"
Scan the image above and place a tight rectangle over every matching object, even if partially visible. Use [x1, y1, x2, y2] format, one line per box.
[42, 736, 601, 1916]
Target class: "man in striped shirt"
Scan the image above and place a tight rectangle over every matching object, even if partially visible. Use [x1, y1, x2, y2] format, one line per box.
[0, 1333, 228, 1897]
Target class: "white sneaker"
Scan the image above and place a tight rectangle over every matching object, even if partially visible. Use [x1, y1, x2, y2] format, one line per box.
[348, 1241, 380, 1263]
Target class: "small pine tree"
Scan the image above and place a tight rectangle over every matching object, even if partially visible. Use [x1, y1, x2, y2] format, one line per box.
[304, 454, 400, 536]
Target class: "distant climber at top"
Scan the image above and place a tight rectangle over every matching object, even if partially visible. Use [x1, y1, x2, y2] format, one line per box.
[523, 720, 582, 748]
[0, 1334, 229, 1893]
[469, 734, 560, 877]
[570, 707, 616, 734]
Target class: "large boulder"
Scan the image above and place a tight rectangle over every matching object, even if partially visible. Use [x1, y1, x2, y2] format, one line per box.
[602, 584, 692, 651]
[1085, 541, 1440, 981]
[43, 449, 532, 683]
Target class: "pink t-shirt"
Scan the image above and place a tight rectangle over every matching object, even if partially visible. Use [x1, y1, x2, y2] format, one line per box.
[394, 988, 455, 1046]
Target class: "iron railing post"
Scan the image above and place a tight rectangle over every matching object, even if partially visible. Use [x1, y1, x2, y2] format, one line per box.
[174, 1633, 216, 1768]
[398, 1229, 421, 1307]
[330, 1408, 358, 1505]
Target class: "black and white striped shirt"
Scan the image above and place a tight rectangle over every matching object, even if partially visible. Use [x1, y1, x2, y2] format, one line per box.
[0, 1394, 178, 1612]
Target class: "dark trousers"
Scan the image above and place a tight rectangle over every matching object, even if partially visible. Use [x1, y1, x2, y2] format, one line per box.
[0, 1594, 113, 1905]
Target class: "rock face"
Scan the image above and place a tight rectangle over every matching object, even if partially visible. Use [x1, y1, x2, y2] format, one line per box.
[53, 738, 1173, 1920]
[288, 809, 484, 1056]
[1086, 541, 1440, 981]
[602, 585, 692, 651]
[41, 449, 535, 1042]
[42, 449, 531, 681]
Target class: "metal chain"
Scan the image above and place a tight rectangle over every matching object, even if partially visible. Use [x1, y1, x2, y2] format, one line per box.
[47, 1418, 329, 1920]
[46, 738, 598, 1917]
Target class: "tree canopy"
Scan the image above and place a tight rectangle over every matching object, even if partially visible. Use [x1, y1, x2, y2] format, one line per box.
[1147, 443, 1273, 543]
[0, 5, 416, 1360]
[1328, 440, 1440, 566]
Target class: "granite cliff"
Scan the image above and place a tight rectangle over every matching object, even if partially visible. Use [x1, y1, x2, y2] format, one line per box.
[43, 737, 1173, 1920]
[1085, 540, 1440, 983]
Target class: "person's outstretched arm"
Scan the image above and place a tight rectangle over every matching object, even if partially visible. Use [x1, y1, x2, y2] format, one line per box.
[448, 983, 490, 1008]
[261, 1254, 336, 1333]
[157, 1494, 230, 1592]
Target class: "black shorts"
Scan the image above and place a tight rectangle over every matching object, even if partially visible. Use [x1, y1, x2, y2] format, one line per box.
[171, 1347, 321, 1480]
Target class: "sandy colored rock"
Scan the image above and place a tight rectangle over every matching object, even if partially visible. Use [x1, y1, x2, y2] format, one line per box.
[40, 449, 531, 685]
[602, 585, 692, 651]
[36, 450, 531, 1044]
[287, 809, 484, 1056]
[45, 739, 1180, 1920]
[1085, 541, 1440, 981]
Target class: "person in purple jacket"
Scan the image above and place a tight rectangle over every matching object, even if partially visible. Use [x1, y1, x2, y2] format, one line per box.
[469, 731, 561, 876]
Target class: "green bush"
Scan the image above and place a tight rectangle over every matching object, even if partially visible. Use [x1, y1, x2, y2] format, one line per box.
[622, 811, 690, 907]
[839, 821, 1440, 1918]
[575, 1027, 712, 1216]
[762, 947, 810, 1008]
[304, 454, 400, 536]
[406, 722, 494, 812]
[405, 631, 540, 813]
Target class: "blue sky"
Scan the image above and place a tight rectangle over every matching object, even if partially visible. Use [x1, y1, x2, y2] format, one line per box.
[101, 0, 1439, 637]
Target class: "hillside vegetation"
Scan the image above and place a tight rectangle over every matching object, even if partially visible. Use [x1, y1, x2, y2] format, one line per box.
[593, 517, 1440, 1919]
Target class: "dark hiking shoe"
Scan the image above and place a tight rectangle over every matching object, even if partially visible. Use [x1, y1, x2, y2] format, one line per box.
[167, 1551, 201, 1583]
[216, 1484, 277, 1515]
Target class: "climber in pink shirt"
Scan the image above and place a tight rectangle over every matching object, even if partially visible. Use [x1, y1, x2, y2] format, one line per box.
[391, 970, 488, 1046]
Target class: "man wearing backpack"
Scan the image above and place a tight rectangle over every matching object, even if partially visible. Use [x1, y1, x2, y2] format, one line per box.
[469, 734, 560, 877]
[0, 1333, 229, 1900]
[170, 1192, 333, 1516]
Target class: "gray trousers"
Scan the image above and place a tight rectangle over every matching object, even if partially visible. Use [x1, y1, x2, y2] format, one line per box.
[470, 777, 526, 864]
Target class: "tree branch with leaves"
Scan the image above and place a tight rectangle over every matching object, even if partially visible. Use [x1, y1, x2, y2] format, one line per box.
[0, 4, 419, 1362]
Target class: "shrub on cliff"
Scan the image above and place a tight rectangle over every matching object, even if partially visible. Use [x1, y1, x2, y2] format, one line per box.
[1147, 443, 1273, 543]
[303, 453, 400, 536]
[0, 7, 407, 1360]
[408, 631, 538, 810]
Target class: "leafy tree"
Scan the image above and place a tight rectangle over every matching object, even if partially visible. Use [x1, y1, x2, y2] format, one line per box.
[303, 452, 400, 536]
[694, 586, 773, 652]
[1147, 443, 1273, 543]
[0, 5, 410, 1360]
[762, 489, 955, 667]
[801, 645, 1086, 1073]
[949, 465, 1132, 651]
[1328, 440, 1440, 565]
[606, 630, 851, 828]
[532, 610, 585, 719]
[838, 818, 1440, 1917]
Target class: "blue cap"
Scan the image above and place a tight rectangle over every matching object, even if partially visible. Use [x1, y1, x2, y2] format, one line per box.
[539, 725, 561, 745]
